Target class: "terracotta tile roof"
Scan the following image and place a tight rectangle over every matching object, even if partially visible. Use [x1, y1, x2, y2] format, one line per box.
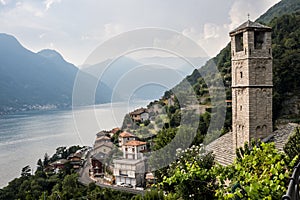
[119, 131, 135, 138]
[111, 127, 120, 134]
[124, 140, 146, 146]
[129, 108, 148, 115]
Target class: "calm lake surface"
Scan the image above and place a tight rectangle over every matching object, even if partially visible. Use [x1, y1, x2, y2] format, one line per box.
[0, 101, 149, 187]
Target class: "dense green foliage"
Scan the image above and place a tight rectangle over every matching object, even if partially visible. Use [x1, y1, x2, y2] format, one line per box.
[284, 127, 300, 160]
[258, 0, 300, 24]
[160, 145, 216, 200]
[270, 12, 300, 119]
[215, 142, 298, 199]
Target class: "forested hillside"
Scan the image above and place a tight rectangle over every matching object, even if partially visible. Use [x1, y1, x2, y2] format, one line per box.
[164, 9, 300, 126]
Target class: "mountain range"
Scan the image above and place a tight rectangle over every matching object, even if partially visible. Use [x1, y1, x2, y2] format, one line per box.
[0, 34, 207, 114]
[0, 34, 112, 113]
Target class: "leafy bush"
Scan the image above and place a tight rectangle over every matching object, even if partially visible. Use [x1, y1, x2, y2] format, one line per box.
[284, 127, 300, 161]
[215, 142, 298, 200]
[160, 145, 216, 200]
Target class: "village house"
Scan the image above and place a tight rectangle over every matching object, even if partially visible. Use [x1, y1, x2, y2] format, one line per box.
[96, 128, 120, 138]
[67, 150, 83, 170]
[96, 130, 110, 138]
[113, 158, 146, 187]
[118, 131, 136, 147]
[129, 108, 149, 122]
[113, 139, 147, 187]
[122, 140, 147, 160]
[95, 135, 111, 144]
[93, 141, 114, 155]
[49, 159, 69, 173]
[90, 131, 115, 177]
[91, 152, 106, 177]
[145, 172, 157, 187]
[93, 130, 114, 154]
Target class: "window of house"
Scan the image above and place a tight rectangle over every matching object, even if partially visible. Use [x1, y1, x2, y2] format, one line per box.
[240, 71, 243, 78]
[240, 105, 242, 111]
[254, 31, 265, 49]
[235, 33, 243, 52]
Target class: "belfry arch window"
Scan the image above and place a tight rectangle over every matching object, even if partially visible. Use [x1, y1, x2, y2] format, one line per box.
[254, 31, 265, 49]
[235, 33, 243, 52]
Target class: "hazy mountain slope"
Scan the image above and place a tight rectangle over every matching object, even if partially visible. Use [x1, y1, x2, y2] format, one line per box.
[0, 34, 112, 113]
[84, 56, 205, 101]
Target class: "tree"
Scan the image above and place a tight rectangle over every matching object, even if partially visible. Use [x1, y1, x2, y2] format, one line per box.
[43, 153, 50, 167]
[62, 173, 80, 199]
[36, 159, 44, 172]
[21, 165, 31, 177]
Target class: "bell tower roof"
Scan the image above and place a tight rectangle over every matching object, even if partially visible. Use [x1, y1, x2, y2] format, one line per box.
[230, 20, 271, 36]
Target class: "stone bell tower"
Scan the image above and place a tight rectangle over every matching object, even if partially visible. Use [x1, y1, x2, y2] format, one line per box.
[230, 20, 273, 150]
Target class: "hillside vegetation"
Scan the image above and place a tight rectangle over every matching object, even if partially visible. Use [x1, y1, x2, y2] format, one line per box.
[162, 11, 300, 126]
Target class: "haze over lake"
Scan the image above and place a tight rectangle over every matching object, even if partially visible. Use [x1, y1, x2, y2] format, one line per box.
[0, 101, 149, 187]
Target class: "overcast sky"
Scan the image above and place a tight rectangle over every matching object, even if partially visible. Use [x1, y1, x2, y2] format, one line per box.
[0, 0, 280, 66]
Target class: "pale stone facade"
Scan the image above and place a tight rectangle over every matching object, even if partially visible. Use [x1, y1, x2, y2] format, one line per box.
[230, 20, 273, 150]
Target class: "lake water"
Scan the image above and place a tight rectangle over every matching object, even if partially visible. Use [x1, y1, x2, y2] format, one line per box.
[0, 101, 149, 188]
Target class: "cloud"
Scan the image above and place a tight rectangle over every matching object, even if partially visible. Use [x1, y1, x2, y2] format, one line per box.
[228, 0, 281, 30]
[203, 23, 220, 39]
[44, 0, 61, 11]
[103, 23, 123, 39]
[0, 0, 280, 65]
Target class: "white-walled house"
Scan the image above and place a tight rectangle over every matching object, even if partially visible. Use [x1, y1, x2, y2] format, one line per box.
[113, 140, 147, 187]
[122, 140, 147, 160]
[129, 108, 149, 122]
[113, 158, 146, 187]
[118, 131, 136, 147]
